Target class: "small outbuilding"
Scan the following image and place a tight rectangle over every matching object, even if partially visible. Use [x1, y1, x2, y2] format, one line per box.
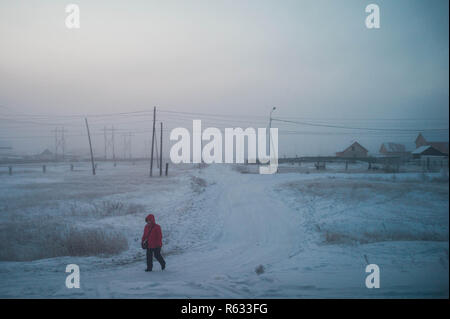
[415, 133, 448, 155]
[379, 142, 409, 157]
[36, 149, 54, 160]
[411, 145, 446, 159]
[336, 141, 368, 158]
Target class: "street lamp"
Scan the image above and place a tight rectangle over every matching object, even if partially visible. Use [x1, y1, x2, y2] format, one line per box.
[269, 107, 276, 155]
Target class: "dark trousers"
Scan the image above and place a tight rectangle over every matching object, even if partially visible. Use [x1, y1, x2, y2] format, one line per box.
[146, 247, 165, 270]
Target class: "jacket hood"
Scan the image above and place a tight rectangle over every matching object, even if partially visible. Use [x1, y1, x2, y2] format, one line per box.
[145, 214, 155, 224]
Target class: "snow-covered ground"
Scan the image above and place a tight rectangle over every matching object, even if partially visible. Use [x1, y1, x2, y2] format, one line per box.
[0, 161, 448, 298]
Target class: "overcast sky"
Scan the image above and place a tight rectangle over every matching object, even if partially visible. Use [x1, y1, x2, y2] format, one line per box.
[0, 0, 448, 157]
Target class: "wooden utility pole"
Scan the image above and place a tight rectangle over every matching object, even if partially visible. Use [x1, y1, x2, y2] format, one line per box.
[85, 118, 96, 175]
[160, 122, 163, 176]
[155, 131, 160, 169]
[150, 106, 156, 177]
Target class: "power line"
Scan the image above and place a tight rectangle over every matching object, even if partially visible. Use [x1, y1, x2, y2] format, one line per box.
[1, 104, 448, 130]
[1, 104, 448, 122]
[1, 104, 448, 140]
[271, 118, 449, 132]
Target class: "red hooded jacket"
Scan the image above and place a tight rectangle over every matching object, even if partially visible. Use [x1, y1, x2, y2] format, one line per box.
[141, 214, 163, 248]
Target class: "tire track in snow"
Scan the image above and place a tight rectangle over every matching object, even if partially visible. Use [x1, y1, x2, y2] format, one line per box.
[173, 165, 304, 283]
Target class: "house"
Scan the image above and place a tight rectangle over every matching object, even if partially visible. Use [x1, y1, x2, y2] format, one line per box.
[379, 142, 409, 157]
[336, 141, 368, 158]
[36, 149, 54, 160]
[411, 145, 446, 159]
[415, 133, 448, 155]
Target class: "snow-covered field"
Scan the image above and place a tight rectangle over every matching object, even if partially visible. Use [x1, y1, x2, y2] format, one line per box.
[0, 161, 448, 298]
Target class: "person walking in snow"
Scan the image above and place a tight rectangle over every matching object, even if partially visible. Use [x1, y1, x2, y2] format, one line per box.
[141, 214, 166, 272]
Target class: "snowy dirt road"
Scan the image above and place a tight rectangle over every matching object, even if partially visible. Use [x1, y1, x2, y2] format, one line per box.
[0, 163, 448, 298]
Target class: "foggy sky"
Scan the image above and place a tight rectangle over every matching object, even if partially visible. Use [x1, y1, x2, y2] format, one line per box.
[0, 0, 448, 157]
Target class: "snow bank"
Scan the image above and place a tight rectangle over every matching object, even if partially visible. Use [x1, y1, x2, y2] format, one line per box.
[0, 162, 448, 298]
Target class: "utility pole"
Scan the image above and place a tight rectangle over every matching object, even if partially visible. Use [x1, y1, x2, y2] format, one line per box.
[85, 118, 96, 175]
[150, 106, 156, 177]
[160, 122, 163, 176]
[52, 127, 67, 161]
[112, 125, 116, 164]
[54, 127, 58, 160]
[155, 130, 160, 169]
[122, 133, 133, 160]
[268, 107, 276, 155]
[103, 126, 116, 163]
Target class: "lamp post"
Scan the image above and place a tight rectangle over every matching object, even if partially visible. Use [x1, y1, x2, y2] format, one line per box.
[269, 107, 276, 155]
